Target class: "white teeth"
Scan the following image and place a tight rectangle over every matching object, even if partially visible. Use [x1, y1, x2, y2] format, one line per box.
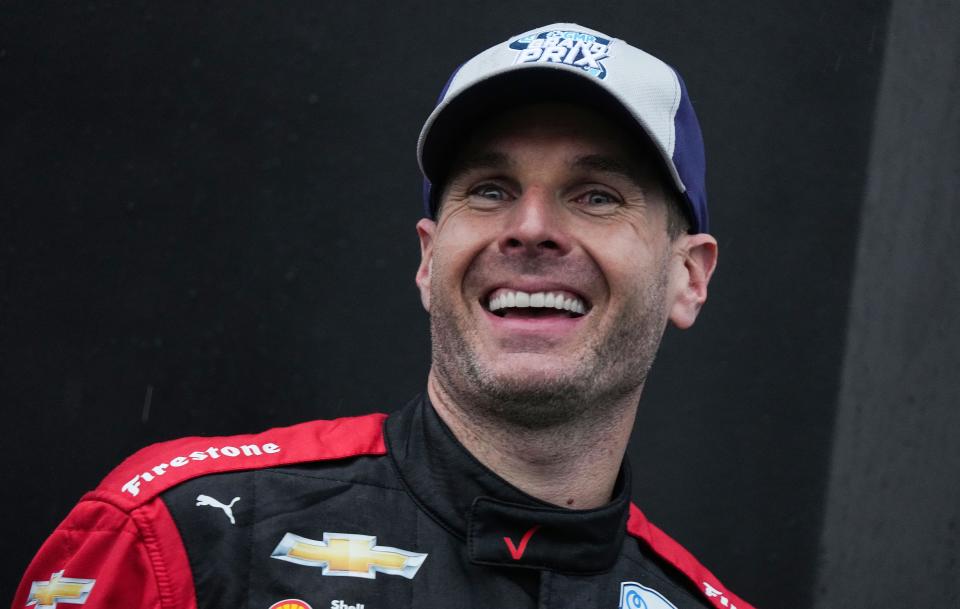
[487, 290, 587, 315]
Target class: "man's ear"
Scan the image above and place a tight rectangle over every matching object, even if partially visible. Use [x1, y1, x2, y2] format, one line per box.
[668, 233, 718, 329]
[415, 218, 436, 312]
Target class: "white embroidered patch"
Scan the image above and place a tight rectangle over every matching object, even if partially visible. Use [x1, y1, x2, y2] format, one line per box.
[509, 28, 613, 79]
[618, 581, 679, 609]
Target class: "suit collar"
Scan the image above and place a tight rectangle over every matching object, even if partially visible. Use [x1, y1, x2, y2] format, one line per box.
[385, 394, 630, 573]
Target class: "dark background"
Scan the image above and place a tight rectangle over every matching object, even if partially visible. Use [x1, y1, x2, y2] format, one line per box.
[2, 2, 957, 607]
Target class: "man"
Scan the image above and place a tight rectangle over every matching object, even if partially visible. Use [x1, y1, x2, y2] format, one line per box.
[13, 24, 752, 609]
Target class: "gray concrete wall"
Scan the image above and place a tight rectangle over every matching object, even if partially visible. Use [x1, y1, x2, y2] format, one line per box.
[815, 0, 960, 605]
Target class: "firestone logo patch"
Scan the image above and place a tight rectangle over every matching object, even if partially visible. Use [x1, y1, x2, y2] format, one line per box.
[120, 441, 281, 497]
[703, 581, 741, 609]
[509, 29, 612, 79]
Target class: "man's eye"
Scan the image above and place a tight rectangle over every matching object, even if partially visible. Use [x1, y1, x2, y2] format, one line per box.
[471, 185, 508, 201]
[577, 190, 619, 206]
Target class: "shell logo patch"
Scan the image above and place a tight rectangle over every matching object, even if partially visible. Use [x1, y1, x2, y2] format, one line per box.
[268, 600, 312, 609]
[619, 582, 679, 609]
[509, 29, 612, 79]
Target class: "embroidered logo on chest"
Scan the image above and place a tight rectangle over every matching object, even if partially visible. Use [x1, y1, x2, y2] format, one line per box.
[619, 582, 679, 609]
[271, 531, 427, 579]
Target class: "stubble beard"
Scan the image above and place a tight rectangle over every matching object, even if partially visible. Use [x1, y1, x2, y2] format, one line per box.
[428, 254, 671, 432]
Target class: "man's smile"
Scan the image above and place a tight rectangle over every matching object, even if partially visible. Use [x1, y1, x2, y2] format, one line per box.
[476, 283, 592, 339]
[485, 288, 589, 318]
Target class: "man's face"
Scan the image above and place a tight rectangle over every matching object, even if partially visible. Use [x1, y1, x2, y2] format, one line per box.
[416, 103, 712, 428]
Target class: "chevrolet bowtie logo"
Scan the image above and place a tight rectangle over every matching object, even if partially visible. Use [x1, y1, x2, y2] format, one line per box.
[26, 571, 95, 608]
[271, 532, 428, 579]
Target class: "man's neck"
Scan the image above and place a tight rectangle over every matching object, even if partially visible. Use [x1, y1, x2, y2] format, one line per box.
[426, 372, 640, 510]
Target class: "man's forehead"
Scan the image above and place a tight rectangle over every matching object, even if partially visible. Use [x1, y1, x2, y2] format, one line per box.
[448, 103, 660, 182]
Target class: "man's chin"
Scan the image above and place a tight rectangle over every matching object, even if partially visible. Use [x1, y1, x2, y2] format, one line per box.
[482, 356, 583, 387]
[461, 358, 596, 423]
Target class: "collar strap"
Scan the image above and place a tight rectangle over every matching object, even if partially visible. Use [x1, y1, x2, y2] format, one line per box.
[468, 493, 629, 573]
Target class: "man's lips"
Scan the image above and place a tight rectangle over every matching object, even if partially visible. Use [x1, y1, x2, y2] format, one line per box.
[479, 287, 591, 339]
[480, 301, 586, 338]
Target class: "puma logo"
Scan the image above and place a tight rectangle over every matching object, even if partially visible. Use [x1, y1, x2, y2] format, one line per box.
[196, 494, 241, 525]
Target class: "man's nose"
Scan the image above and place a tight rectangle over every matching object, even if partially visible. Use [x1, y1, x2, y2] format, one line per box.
[497, 188, 572, 257]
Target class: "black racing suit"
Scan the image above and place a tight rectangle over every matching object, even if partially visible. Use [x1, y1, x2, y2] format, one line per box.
[13, 395, 753, 609]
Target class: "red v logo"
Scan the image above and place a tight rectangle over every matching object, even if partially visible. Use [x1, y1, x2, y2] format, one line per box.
[503, 525, 541, 560]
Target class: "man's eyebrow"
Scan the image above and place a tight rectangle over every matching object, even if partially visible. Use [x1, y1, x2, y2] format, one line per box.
[571, 154, 651, 187]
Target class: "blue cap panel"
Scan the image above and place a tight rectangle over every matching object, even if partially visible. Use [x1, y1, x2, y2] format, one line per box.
[670, 71, 708, 233]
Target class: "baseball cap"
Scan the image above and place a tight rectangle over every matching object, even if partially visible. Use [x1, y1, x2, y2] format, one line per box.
[417, 23, 709, 234]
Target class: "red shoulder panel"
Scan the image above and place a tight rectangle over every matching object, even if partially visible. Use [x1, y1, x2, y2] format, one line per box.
[91, 413, 387, 510]
[12, 498, 182, 609]
[627, 503, 756, 609]
[131, 498, 197, 609]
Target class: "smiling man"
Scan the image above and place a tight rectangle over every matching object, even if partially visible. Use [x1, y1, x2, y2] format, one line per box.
[14, 24, 753, 609]
[417, 100, 716, 513]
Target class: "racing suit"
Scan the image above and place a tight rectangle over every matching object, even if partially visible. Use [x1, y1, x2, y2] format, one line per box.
[13, 395, 754, 609]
